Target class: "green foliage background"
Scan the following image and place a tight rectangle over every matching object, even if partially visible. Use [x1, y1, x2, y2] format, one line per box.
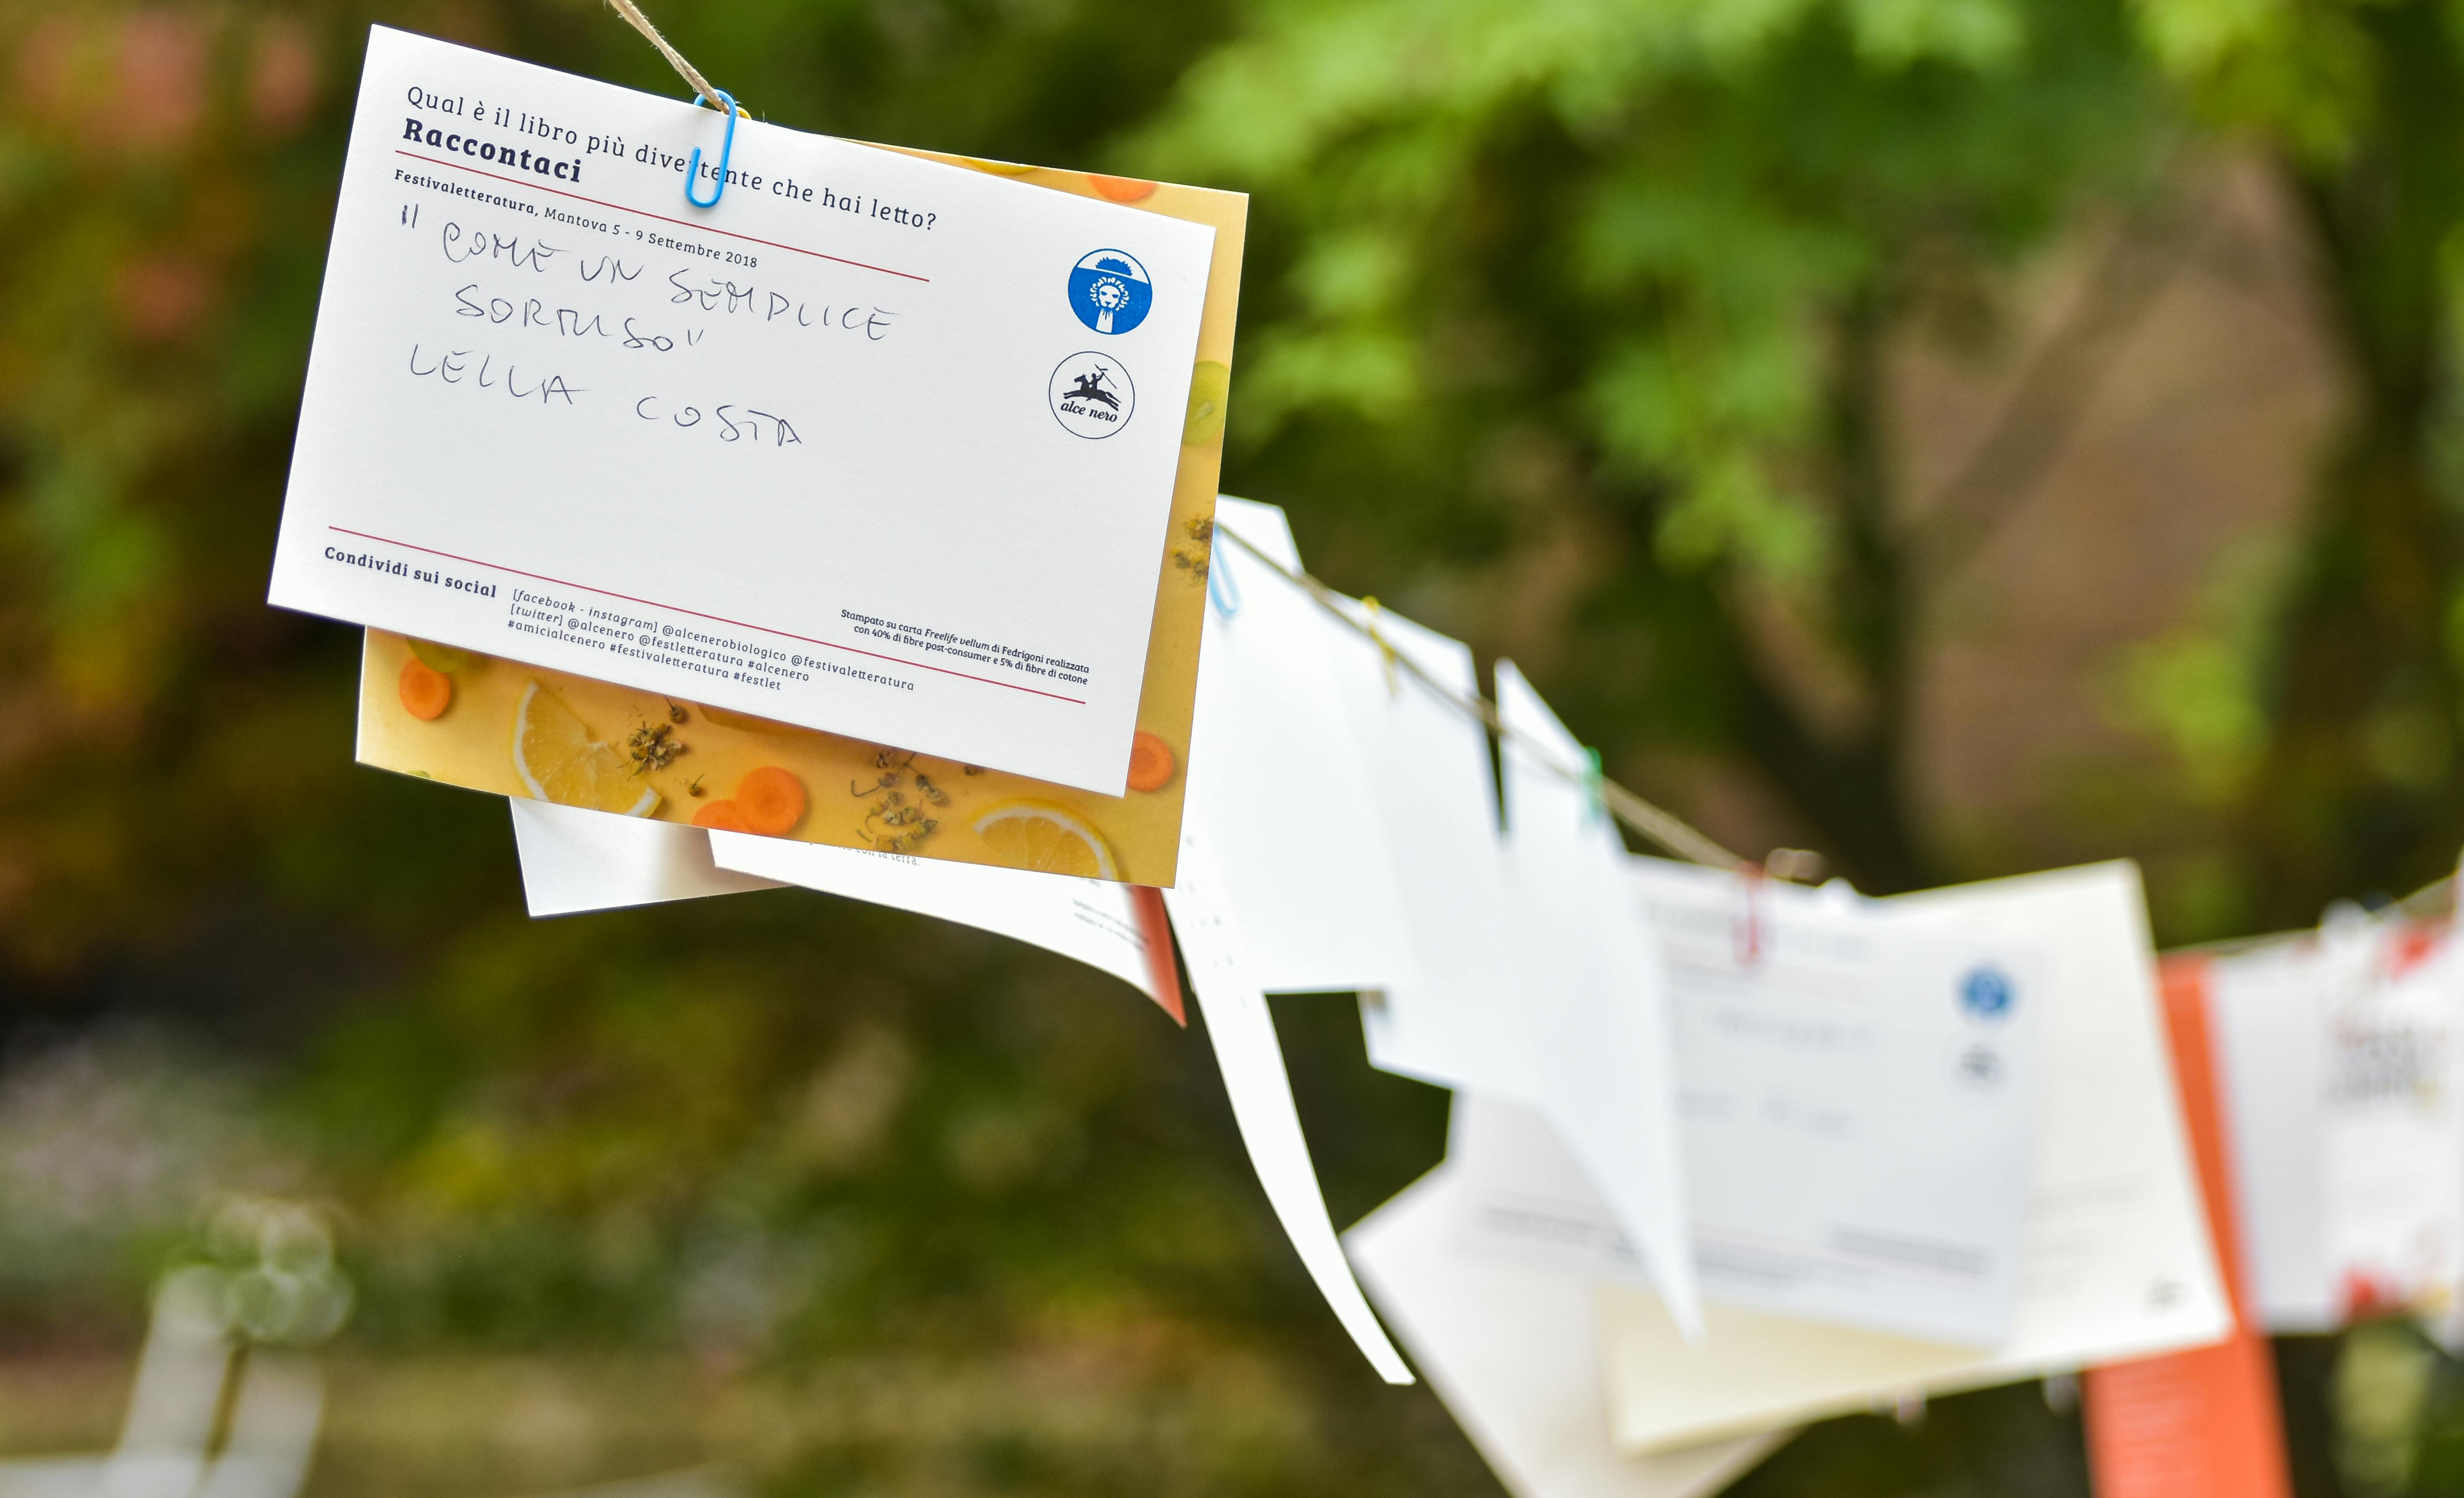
[9, 0, 2464, 1493]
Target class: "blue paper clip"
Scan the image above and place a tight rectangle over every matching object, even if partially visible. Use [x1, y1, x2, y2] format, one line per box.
[1207, 544, 1242, 620]
[685, 89, 739, 209]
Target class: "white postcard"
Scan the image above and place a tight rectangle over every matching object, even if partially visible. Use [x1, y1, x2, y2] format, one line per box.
[2209, 916, 2464, 1329]
[1493, 663, 1700, 1336]
[1162, 821, 1414, 1383]
[1457, 861, 2042, 1345]
[271, 28, 1216, 794]
[707, 829, 1159, 1003]
[1185, 500, 1418, 994]
[1593, 863, 2231, 1452]
[1318, 599, 1540, 1104]
[504, 796, 1161, 1000]
[508, 797, 777, 915]
[1348, 1151, 1786, 1498]
[1636, 861, 2041, 1344]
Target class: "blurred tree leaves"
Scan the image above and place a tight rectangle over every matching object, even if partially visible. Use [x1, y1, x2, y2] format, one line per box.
[6, 0, 2464, 1493]
[2124, 0, 2464, 924]
[1140, 0, 2163, 893]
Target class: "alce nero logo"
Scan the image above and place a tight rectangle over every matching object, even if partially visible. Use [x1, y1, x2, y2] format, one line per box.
[1068, 249, 1153, 335]
[1049, 352, 1135, 440]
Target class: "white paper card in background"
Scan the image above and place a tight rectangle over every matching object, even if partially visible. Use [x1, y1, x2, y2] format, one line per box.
[1595, 862, 2231, 1453]
[1493, 662, 1700, 1337]
[1188, 499, 1417, 995]
[708, 831, 1154, 1000]
[2207, 929, 2350, 1331]
[1162, 823, 1414, 1383]
[1634, 859, 2040, 1345]
[509, 798, 779, 916]
[1456, 867, 2042, 1345]
[1321, 600, 1541, 1105]
[2322, 925, 2464, 1320]
[270, 28, 1216, 794]
[1347, 1155, 1784, 1498]
[2212, 918, 2464, 1329]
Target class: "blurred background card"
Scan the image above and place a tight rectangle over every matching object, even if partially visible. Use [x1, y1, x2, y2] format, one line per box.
[1348, 1147, 1787, 1498]
[1630, 859, 2044, 1345]
[1595, 864, 2231, 1452]
[1495, 662, 1701, 1336]
[2209, 913, 2464, 1330]
[1454, 859, 2044, 1346]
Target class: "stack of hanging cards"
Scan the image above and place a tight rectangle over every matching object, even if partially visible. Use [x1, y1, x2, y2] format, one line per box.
[280, 25, 1247, 894]
[271, 25, 1432, 1387]
[1346, 782, 2236, 1484]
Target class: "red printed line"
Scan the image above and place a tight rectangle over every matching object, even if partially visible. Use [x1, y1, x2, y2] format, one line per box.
[327, 526, 1087, 705]
[393, 149, 929, 284]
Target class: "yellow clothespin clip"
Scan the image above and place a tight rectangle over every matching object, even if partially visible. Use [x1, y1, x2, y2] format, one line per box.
[1362, 596, 1401, 698]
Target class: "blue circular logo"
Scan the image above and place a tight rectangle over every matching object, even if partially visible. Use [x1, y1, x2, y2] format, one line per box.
[1068, 249, 1152, 335]
[1960, 965, 2016, 1022]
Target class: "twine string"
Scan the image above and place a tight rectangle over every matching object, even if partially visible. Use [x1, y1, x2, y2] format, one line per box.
[1213, 524, 1749, 873]
[603, 0, 742, 115]
[1361, 596, 1401, 698]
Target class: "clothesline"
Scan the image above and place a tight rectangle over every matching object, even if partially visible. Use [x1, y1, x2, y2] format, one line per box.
[603, 0, 741, 116]
[1212, 522, 1753, 874]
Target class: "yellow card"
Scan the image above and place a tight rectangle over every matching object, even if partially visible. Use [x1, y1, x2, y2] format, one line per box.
[353, 149, 1245, 887]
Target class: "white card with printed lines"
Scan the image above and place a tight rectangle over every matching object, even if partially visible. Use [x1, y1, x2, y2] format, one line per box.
[271, 27, 1214, 794]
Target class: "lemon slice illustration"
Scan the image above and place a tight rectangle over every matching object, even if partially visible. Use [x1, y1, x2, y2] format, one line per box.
[970, 800, 1117, 878]
[510, 681, 660, 817]
[407, 636, 479, 673]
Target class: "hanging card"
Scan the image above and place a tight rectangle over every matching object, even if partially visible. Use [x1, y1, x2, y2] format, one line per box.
[1493, 663, 1700, 1337]
[2208, 914, 2464, 1328]
[1595, 863, 2231, 1452]
[708, 829, 1165, 1006]
[504, 797, 1169, 1007]
[1456, 860, 2043, 1345]
[1161, 821, 1414, 1383]
[509, 797, 778, 915]
[1183, 500, 1418, 992]
[1347, 1147, 1786, 1498]
[2079, 955, 2293, 1498]
[339, 34, 1251, 890]
[1317, 600, 1540, 1103]
[278, 27, 1240, 796]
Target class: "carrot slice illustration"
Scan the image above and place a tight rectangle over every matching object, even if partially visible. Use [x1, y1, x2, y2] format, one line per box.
[398, 657, 452, 721]
[1088, 173, 1158, 203]
[736, 767, 808, 836]
[1126, 730, 1176, 792]
[691, 800, 749, 832]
